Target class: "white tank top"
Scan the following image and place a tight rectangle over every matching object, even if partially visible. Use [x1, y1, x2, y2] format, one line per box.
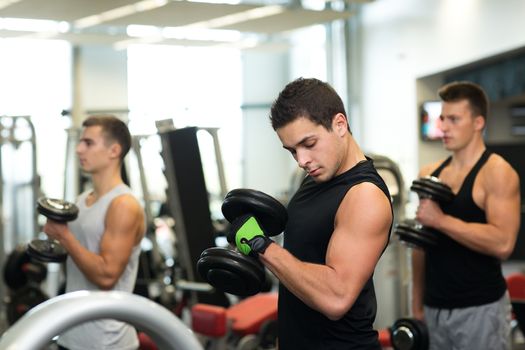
[58, 184, 142, 350]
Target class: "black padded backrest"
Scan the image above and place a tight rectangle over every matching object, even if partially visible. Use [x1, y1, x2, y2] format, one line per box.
[159, 127, 229, 306]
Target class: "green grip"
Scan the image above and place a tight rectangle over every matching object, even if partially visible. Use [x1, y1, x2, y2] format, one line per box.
[235, 216, 264, 255]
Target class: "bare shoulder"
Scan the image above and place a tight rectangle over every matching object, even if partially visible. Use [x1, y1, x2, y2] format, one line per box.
[419, 159, 446, 178]
[109, 194, 144, 216]
[339, 182, 392, 223]
[482, 153, 520, 193]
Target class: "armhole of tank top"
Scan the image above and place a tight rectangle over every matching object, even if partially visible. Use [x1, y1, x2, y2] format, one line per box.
[461, 150, 492, 190]
[431, 156, 452, 177]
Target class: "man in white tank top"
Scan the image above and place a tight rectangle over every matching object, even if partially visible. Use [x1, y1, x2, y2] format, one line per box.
[43, 115, 146, 350]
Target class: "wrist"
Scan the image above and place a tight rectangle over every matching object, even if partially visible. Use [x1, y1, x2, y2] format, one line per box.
[252, 236, 273, 255]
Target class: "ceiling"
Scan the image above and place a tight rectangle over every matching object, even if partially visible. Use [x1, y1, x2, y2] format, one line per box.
[0, 0, 366, 48]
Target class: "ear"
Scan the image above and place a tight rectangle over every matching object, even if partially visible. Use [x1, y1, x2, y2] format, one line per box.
[473, 115, 485, 131]
[108, 142, 122, 160]
[332, 113, 348, 136]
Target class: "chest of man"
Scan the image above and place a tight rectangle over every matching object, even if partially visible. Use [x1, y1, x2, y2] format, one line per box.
[438, 164, 488, 210]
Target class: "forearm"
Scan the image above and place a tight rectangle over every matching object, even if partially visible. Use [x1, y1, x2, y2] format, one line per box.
[260, 243, 360, 320]
[435, 215, 515, 259]
[411, 249, 425, 317]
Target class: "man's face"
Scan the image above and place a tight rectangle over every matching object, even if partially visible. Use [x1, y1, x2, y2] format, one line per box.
[76, 125, 115, 174]
[439, 99, 483, 151]
[276, 116, 345, 183]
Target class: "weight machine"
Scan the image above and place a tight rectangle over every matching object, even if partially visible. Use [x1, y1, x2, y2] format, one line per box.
[0, 115, 39, 330]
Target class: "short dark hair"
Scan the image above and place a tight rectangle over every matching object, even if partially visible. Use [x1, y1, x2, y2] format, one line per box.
[270, 77, 349, 131]
[82, 114, 131, 162]
[438, 81, 489, 121]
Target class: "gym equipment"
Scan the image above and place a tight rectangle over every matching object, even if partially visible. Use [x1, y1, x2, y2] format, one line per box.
[0, 115, 40, 320]
[369, 153, 407, 329]
[0, 290, 203, 350]
[390, 317, 429, 350]
[4, 245, 47, 290]
[192, 292, 278, 350]
[3, 245, 49, 325]
[27, 197, 79, 263]
[159, 126, 231, 307]
[6, 285, 49, 325]
[197, 189, 287, 296]
[505, 273, 525, 346]
[394, 176, 453, 249]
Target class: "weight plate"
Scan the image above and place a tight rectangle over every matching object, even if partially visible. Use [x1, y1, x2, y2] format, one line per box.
[411, 177, 454, 203]
[3, 246, 31, 290]
[27, 240, 68, 263]
[6, 285, 49, 325]
[37, 197, 79, 222]
[394, 221, 439, 249]
[222, 189, 287, 237]
[197, 247, 265, 296]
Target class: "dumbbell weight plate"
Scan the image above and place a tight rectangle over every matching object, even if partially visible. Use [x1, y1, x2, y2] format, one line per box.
[4, 245, 47, 290]
[222, 189, 287, 236]
[411, 177, 454, 203]
[197, 247, 266, 297]
[394, 221, 439, 250]
[6, 285, 49, 325]
[391, 318, 429, 350]
[258, 319, 278, 349]
[27, 239, 68, 263]
[37, 197, 79, 222]
[4, 246, 32, 290]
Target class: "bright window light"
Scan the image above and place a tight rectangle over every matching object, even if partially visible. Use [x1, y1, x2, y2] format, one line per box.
[162, 27, 241, 42]
[1, 17, 68, 33]
[0, 39, 71, 200]
[188, 0, 241, 4]
[75, 0, 169, 29]
[127, 24, 162, 38]
[127, 44, 243, 198]
[187, 5, 285, 29]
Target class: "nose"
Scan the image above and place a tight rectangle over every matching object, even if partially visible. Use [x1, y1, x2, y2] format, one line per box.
[296, 149, 310, 169]
[75, 142, 84, 155]
[438, 118, 448, 133]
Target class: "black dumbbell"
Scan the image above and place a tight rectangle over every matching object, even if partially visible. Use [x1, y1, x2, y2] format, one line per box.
[6, 285, 49, 325]
[4, 245, 47, 290]
[27, 197, 79, 263]
[394, 176, 453, 249]
[390, 318, 429, 350]
[197, 189, 287, 297]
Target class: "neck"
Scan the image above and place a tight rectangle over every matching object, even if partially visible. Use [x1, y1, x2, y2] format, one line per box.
[450, 135, 486, 169]
[340, 134, 366, 173]
[90, 166, 124, 199]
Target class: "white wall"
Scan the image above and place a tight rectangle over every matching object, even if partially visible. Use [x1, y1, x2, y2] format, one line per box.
[241, 50, 294, 199]
[358, 0, 525, 183]
[79, 45, 128, 112]
[240, 25, 330, 199]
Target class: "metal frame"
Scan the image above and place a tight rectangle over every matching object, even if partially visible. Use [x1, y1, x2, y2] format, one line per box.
[0, 290, 203, 350]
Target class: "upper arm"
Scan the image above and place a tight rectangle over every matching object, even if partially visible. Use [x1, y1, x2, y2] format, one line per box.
[483, 157, 521, 255]
[326, 182, 392, 301]
[99, 195, 145, 275]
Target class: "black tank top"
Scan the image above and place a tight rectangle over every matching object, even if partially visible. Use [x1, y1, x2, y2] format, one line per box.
[424, 150, 506, 308]
[278, 158, 392, 350]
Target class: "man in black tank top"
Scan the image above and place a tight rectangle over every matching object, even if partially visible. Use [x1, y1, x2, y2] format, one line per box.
[232, 78, 393, 349]
[412, 82, 520, 350]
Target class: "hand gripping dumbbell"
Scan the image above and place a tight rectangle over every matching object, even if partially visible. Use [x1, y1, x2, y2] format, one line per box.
[394, 176, 454, 249]
[27, 197, 79, 263]
[390, 318, 429, 350]
[197, 189, 287, 296]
